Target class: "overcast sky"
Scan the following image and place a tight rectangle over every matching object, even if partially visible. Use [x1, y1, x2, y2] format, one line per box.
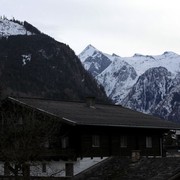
[1, 0, 180, 56]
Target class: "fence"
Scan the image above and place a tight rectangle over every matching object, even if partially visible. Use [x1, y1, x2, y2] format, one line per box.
[0, 176, 72, 180]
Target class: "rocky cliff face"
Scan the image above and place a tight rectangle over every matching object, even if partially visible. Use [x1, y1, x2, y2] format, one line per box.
[121, 67, 180, 122]
[121, 67, 172, 112]
[154, 73, 180, 122]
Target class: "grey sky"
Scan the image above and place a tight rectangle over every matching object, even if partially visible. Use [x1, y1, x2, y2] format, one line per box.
[1, 0, 180, 56]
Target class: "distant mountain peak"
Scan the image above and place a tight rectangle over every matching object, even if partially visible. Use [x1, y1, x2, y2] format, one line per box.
[133, 51, 178, 58]
[86, 44, 97, 50]
[82, 44, 98, 53]
[78, 44, 112, 77]
[78, 44, 100, 62]
[112, 53, 120, 57]
[162, 51, 178, 57]
[133, 53, 144, 57]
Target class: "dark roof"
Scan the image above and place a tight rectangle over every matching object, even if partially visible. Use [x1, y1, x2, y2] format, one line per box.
[7, 97, 180, 130]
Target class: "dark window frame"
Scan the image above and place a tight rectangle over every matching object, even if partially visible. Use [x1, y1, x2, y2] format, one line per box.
[92, 135, 100, 147]
[146, 136, 152, 148]
[61, 136, 69, 149]
[120, 135, 127, 148]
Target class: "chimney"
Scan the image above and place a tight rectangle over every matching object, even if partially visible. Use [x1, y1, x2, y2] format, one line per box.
[86, 96, 96, 108]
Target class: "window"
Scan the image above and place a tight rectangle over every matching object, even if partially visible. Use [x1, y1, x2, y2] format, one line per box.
[146, 136, 152, 148]
[92, 135, 100, 147]
[120, 136, 127, 148]
[61, 136, 69, 149]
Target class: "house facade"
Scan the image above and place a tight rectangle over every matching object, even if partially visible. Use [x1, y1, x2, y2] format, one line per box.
[0, 97, 180, 177]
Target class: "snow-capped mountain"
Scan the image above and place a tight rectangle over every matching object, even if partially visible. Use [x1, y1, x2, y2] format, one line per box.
[79, 45, 180, 122]
[124, 51, 180, 77]
[96, 57, 137, 103]
[121, 67, 172, 113]
[78, 45, 111, 77]
[79, 45, 180, 103]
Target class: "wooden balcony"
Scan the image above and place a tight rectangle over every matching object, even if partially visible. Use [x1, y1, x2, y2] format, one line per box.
[40, 148, 76, 160]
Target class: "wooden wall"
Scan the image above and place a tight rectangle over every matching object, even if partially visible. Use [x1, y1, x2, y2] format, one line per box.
[70, 126, 165, 158]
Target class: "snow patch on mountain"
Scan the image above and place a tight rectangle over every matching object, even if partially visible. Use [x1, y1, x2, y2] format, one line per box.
[22, 54, 31, 66]
[79, 45, 112, 77]
[103, 53, 120, 61]
[96, 57, 137, 103]
[124, 51, 180, 77]
[0, 18, 32, 37]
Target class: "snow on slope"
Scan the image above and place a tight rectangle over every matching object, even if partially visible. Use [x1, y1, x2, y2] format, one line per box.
[79, 45, 180, 105]
[107, 52, 180, 104]
[103, 53, 120, 61]
[96, 57, 137, 103]
[22, 54, 31, 66]
[79, 45, 180, 121]
[79, 44, 112, 77]
[78, 44, 101, 63]
[80, 45, 180, 78]
[0, 18, 32, 37]
[123, 51, 180, 77]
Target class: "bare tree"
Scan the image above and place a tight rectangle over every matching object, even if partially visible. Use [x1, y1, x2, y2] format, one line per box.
[0, 101, 60, 179]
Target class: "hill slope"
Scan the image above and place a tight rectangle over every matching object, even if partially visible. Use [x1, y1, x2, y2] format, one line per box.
[0, 19, 108, 102]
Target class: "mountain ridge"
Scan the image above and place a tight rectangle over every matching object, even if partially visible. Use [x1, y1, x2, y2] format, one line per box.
[79, 45, 180, 122]
[0, 17, 41, 37]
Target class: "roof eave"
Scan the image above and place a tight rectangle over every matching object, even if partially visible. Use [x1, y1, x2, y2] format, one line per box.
[76, 123, 180, 130]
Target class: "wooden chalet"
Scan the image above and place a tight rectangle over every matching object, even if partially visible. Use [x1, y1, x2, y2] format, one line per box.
[1, 96, 180, 161]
